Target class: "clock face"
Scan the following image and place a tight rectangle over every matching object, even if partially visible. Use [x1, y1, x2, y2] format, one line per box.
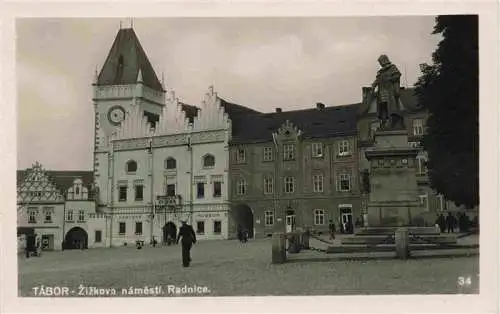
[107, 106, 126, 126]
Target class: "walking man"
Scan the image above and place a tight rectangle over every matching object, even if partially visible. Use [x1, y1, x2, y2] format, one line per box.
[176, 220, 196, 267]
[328, 219, 336, 240]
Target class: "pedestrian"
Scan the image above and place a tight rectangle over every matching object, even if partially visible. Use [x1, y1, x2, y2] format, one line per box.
[35, 234, 41, 257]
[237, 224, 243, 243]
[176, 220, 197, 267]
[445, 212, 454, 233]
[328, 219, 336, 240]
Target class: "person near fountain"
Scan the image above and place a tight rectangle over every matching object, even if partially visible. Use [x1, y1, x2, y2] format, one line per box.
[328, 220, 336, 240]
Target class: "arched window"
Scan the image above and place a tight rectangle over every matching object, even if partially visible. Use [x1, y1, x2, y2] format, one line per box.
[126, 160, 137, 173]
[165, 157, 177, 170]
[203, 154, 215, 168]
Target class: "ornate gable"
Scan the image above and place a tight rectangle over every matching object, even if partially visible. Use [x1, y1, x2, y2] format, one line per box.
[156, 90, 191, 135]
[192, 86, 231, 132]
[274, 120, 303, 141]
[113, 104, 154, 140]
[17, 162, 65, 204]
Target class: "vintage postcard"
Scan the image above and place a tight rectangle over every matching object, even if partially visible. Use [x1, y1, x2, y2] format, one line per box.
[0, 1, 498, 314]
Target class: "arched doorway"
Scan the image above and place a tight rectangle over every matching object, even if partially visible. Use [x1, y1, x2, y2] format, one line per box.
[162, 221, 177, 243]
[285, 209, 296, 233]
[64, 227, 88, 250]
[230, 204, 254, 238]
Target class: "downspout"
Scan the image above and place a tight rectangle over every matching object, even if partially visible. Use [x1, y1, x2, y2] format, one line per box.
[189, 134, 194, 225]
[149, 138, 154, 243]
[109, 142, 115, 247]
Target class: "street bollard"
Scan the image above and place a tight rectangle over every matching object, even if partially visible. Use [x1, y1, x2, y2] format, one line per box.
[271, 233, 287, 264]
[395, 227, 410, 259]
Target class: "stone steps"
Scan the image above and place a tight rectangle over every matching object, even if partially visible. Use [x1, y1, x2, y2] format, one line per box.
[355, 227, 440, 236]
[326, 243, 478, 254]
[341, 234, 457, 245]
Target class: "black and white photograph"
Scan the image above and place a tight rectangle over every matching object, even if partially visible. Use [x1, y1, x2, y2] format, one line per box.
[1, 2, 498, 314]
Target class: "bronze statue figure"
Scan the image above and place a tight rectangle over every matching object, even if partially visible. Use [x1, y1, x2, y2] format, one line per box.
[371, 54, 405, 130]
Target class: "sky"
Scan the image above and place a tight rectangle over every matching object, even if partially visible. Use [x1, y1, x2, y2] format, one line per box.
[17, 17, 440, 171]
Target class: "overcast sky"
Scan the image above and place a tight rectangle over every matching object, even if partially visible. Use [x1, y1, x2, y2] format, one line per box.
[17, 17, 440, 171]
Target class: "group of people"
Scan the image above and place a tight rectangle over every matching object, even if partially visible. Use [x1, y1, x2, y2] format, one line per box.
[328, 215, 365, 240]
[24, 233, 42, 258]
[236, 225, 249, 243]
[435, 212, 478, 234]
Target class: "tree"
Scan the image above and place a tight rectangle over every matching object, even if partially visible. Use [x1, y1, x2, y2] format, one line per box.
[414, 15, 478, 208]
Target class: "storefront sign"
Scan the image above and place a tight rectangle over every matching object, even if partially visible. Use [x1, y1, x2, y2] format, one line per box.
[196, 212, 224, 219]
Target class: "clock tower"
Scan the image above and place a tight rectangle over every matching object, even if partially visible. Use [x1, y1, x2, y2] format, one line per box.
[92, 26, 165, 208]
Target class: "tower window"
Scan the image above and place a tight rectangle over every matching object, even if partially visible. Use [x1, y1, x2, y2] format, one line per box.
[126, 160, 137, 173]
[115, 55, 124, 82]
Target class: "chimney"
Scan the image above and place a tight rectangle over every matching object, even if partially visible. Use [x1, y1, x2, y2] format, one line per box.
[316, 103, 325, 110]
[275, 108, 282, 113]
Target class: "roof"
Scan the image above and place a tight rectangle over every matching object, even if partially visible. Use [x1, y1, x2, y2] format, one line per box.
[17, 170, 95, 198]
[177, 98, 260, 124]
[97, 28, 164, 92]
[230, 103, 360, 143]
[220, 98, 261, 118]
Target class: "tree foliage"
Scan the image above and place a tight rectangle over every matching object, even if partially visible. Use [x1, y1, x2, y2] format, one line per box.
[414, 15, 479, 208]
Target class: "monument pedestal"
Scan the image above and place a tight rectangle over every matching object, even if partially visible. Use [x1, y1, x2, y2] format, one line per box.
[365, 129, 422, 227]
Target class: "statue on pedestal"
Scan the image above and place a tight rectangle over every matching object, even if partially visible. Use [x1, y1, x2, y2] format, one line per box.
[371, 54, 405, 130]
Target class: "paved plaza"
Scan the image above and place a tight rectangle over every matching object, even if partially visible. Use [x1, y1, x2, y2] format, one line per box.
[18, 238, 479, 297]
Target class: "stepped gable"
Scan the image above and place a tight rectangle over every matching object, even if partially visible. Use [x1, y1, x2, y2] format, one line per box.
[17, 162, 95, 202]
[230, 103, 360, 144]
[156, 90, 193, 135]
[192, 86, 232, 131]
[113, 105, 153, 140]
[96, 27, 164, 92]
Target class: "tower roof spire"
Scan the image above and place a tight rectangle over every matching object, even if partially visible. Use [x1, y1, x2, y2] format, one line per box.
[96, 27, 163, 92]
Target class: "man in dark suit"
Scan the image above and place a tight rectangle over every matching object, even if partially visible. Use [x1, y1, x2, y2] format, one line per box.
[176, 220, 197, 267]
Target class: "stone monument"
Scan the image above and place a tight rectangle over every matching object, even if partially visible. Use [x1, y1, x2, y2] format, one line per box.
[365, 55, 422, 227]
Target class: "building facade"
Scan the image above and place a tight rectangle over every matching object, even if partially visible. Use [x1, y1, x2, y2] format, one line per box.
[92, 27, 258, 246]
[16, 162, 105, 251]
[228, 104, 363, 238]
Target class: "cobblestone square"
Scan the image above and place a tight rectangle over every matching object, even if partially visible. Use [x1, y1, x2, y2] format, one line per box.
[18, 239, 479, 297]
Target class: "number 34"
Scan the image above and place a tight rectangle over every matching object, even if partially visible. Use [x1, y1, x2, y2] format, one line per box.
[457, 276, 472, 286]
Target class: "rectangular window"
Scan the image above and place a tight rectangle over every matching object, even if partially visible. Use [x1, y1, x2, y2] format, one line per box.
[413, 119, 424, 136]
[213, 221, 222, 234]
[213, 181, 222, 198]
[43, 207, 53, 223]
[314, 209, 325, 225]
[78, 210, 85, 222]
[66, 210, 73, 221]
[197, 182, 205, 198]
[135, 222, 143, 235]
[419, 194, 429, 211]
[338, 140, 350, 156]
[119, 222, 126, 235]
[284, 176, 296, 194]
[119, 186, 127, 202]
[135, 185, 144, 201]
[237, 179, 247, 195]
[313, 174, 324, 193]
[263, 147, 273, 161]
[196, 221, 205, 234]
[264, 177, 274, 194]
[95, 230, 102, 243]
[166, 184, 176, 197]
[28, 207, 37, 223]
[236, 147, 246, 163]
[264, 210, 274, 226]
[338, 174, 351, 192]
[283, 144, 295, 161]
[312, 143, 323, 158]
